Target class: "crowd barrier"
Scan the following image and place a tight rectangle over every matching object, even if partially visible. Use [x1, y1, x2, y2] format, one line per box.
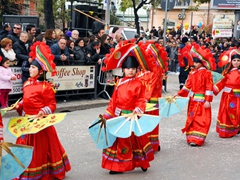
[9, 63, 98, 101]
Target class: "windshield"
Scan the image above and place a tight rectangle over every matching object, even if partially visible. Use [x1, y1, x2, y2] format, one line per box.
[123, 30, 149, 40]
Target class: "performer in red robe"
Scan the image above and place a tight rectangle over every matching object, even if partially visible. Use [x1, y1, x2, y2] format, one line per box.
[213, 49, 240, 138]
[138, 43, 168, 152]
[177, 45, 216, 146]
[102, 56, 154, 174]
[14, 42, 71, 180]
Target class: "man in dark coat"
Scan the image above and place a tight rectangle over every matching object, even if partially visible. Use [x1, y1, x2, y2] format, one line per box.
[0, 23, 11, 41]
[12, 32, 31, 83]
[7, 23, 22, 44]
[92, 15, 105, 36]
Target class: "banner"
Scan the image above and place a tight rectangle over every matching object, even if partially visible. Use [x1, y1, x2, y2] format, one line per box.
[9, 67, 23, 95]
[46, 66, 96, 91]
[211, 0, 240, 9]
[212, 18, 232, 38]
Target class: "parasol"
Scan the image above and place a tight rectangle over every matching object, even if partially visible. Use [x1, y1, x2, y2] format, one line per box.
[106, 113, 161, 138]
[88, 114, 116, 149]
[7, 113, 67, 138]
[1, 98, 22, 117]
[159, 96, 189, 117]
[145, 103, 158, 112]
[0, 142, 33, 180]
[211, 71, 223, 84]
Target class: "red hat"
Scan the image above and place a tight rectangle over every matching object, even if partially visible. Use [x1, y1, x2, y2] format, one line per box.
[29, 42, 57, 76]
[218, 48, 240, 75]
[102, 41, 150, 72]
[190, 43, 216, 70]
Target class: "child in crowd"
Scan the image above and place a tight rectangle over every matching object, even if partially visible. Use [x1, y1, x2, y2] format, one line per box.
[213, 49, 240, 138]
[102, 48, 154, 174]
[0, 56, 16, 108]
[177, 45, 216, 146]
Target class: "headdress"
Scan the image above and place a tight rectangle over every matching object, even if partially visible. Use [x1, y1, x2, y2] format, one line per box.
[218, 48, 240, 75]
[190, 43, 216, 71]
[29, 42, 57, 76]
[102, 41, 150, 72]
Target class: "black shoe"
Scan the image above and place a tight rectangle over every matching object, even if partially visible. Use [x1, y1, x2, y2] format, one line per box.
[141, 167, 148, 172]
[109, 171, 123, 174]
[158, 145, 161, 152]
[238, 131, 240, 134]
[189, 142, 199, 147]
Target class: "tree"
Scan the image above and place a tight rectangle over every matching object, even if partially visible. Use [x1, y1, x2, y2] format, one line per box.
[0, 0, 26, 28]
[119, 0, 160, 35]
[37, 0, 70, 29]
[192, 0, 211, 25]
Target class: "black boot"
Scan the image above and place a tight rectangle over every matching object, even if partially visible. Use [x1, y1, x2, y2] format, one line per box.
[141, 167, 148, 172]
[109, 171, 123, 174]
[158, 145, 161, 152]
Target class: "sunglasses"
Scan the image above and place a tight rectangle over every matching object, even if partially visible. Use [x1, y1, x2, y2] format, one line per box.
[14, 27, 21, 30]
[107, 38, 110, 41]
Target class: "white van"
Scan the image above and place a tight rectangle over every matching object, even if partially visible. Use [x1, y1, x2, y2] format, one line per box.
[108, 26, 148, 40]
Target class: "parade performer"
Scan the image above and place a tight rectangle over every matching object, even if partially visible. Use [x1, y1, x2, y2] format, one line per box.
[177, 44, 216, 146]
[138, 42, 168, 152]
[0, 112, 3, 144]
[178, 37, 194, 89]
[13, 42, 71, 180]
[101, 42, 154, 174]
[213, 49, 240, 138]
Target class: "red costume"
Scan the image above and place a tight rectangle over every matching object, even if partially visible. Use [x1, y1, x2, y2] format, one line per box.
[178, 44, 216, 146]
[213, 49, 240, 138]
[178, 67, 213, 146]
[214, 68, 240, 137]
[0, 112, 3, 141]
[102, 77, 154, 172]
[14, 42, 71, 180]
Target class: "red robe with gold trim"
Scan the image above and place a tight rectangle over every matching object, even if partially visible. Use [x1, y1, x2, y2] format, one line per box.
[213, 68, 240, 138]
[178, 67, 213, 146]
[15, 78, 71, 180]
[102, 76, 154, 172]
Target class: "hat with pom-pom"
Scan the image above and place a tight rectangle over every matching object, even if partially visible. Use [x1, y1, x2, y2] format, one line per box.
[29, 42, 57, 76]
[190, 43, 216, 70]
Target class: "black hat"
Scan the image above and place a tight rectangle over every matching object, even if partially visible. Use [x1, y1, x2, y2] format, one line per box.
[122, 56, 139, 69]
[231, 54, 240, 60]
[31, 59, 42, 70]
[193, 57, 202, 64]
[182, 37, 188, 43]
[191, 36, 198, 42]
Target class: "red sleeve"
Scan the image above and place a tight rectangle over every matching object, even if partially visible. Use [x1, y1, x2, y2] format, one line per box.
[178, 73, 192, 97]
[0, 113, 3, 140]
[134, 83, 146, 113]
[40, 84, 56, 114]
[205, 71, 214, 102]
[213, 75, 226, 96]
[103, 86, 117, 119]
[16, 100, 23, 116]
[145, 72, 159, 101]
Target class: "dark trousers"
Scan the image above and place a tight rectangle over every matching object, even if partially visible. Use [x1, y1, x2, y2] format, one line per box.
[178, 67, 189, 90]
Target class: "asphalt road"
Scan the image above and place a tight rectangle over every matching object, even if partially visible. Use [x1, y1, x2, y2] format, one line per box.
[3, 74, 240, 180]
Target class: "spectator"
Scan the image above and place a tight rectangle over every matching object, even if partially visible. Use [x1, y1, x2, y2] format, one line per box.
[44, 29, 57, 47]
[0, 38, 16, 61]
[0, 57, 16, 108]
[150, 26, 158, 37]
[70, 30, 79, 43]
[12, 32, 32, 83]
[114, 33, 123, 49]
[92, 15, 105, 35]
[7, 23, 22, 44]
[85, 40, 102, 65]
[26, 24, 36, 37]
[0, 23, 11, 41]
[66, 39, 76, 61]
[96, 29, 105, 40]
[55, 29, 64, 40]
[170, 27, 177, 37]
[50, 38, 70, 65]
[83, 37, 90, 46]
[169, 41, 178, 74]
[34, 34, 46, 43]
[100, 34, 111, 55]
[35, 28, 42, 37]
[75, 38, 90, 65]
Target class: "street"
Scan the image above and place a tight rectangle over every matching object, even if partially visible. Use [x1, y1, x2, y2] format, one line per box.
[3, 74, 240, 180]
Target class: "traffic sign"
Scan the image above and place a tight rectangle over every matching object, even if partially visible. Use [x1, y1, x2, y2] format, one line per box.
[161, 0, 175, 11]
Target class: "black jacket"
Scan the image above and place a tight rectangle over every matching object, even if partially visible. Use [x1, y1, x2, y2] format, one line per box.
[0, 30, 9, 41]
[85, 43, 101, 65]
[7, 32, 19, 44]
[92, 21, 104, 35]
[100, 43, 110, 56]
[12, 40, 30, 65]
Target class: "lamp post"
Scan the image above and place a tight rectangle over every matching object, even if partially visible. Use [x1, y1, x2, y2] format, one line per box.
[146, 8, 150, 30]
[181, 9, 185, 36]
